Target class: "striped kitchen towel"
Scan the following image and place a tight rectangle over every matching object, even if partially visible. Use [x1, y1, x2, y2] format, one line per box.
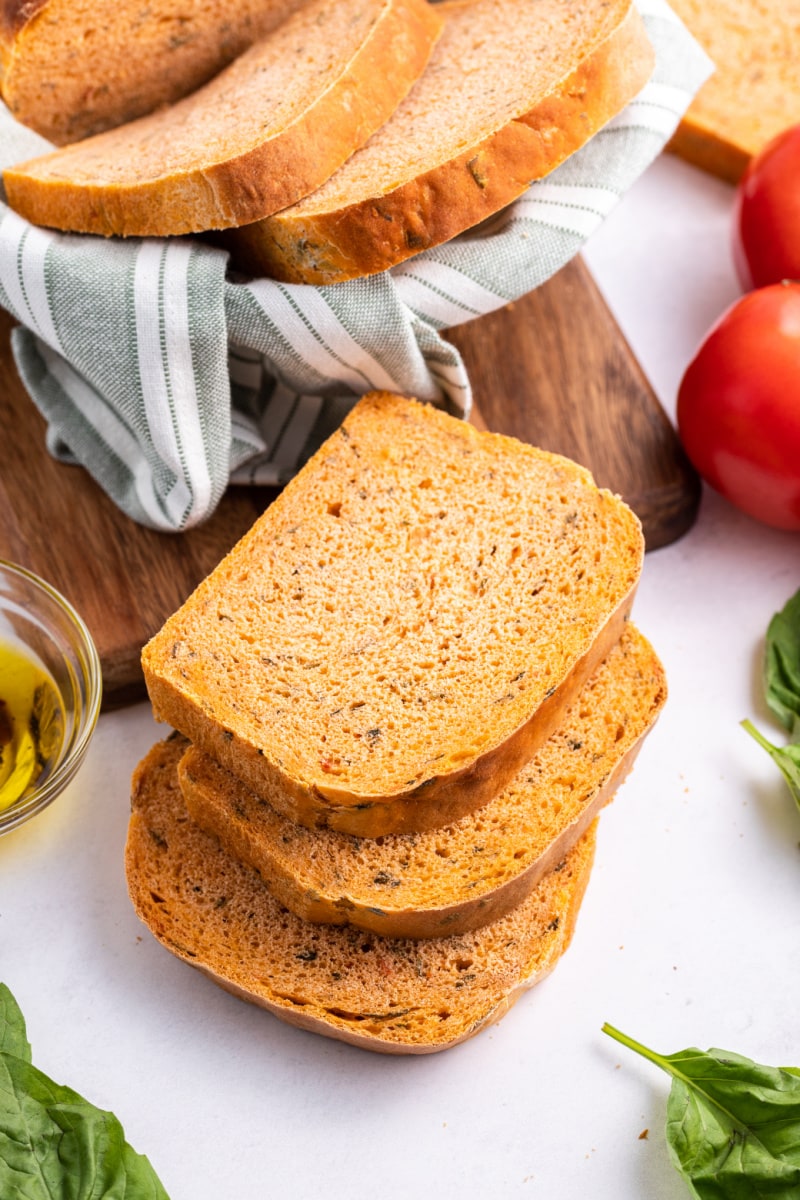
[0, 0, 711, 531]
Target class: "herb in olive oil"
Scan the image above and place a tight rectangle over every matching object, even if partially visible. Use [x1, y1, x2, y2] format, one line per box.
[0, 639, 64, 811]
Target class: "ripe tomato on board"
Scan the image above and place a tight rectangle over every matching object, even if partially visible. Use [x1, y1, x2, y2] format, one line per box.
[733, 124, 800, 290]
[676, 282, 800, 532]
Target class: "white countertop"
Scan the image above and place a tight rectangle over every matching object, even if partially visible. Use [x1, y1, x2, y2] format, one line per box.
[3, 151, 799, 1200]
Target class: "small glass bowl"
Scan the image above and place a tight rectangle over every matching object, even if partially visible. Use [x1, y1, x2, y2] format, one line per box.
[0, 561, 102, 836]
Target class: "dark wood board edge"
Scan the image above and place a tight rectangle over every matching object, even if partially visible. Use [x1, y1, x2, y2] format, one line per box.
[447, 255, 701, 551]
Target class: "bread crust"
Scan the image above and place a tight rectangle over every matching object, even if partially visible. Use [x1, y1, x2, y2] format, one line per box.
[190, 871, 587, 1055]
[3, 0, 443, 235]
[224, 1, 655, 282]
[667, 122, 748, 184]
[147, 569, 639, 839]
[0, 0, 47, 47]
[147, 586, 635, 839]
[179, 625, 665, 937]
[125, 735, 597, 1055]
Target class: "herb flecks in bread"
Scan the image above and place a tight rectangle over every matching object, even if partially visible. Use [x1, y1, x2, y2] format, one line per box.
[179, 625, 665, 938]
[125, 734, 597, 1055]
[222, 0, 655, 282]
[3, 0, 443, 235]
[142, 393, 644, 838]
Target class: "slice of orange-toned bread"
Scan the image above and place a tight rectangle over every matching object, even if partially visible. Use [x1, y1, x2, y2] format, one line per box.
[180, 625, 665, 939]
[221, 0, 654, 283]
[3, 0, 442, 236]
[0, 0, 311, 146]
[126, 734, 597, 1055]
[667, 0, 800, 183]
[141, 393, 644, 838]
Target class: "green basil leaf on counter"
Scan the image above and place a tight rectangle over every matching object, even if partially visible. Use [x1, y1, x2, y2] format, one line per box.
[741, 721, 800, 816]
[764, 588, 800, 739]
[603, 1023, 800, 1199]
[0, 983, 170, 1200]
[0, 983, 31, 1062]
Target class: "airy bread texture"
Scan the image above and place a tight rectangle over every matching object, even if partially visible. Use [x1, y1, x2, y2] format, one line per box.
[126, 734, 597, 1055]
[0, 0, 310, 146]
[142, 393, 644, 838]
[668, 0, 800, 182]
[180, 625, 665, 939]
[3, 0, 442, 236]
[222, 0, 655, 283]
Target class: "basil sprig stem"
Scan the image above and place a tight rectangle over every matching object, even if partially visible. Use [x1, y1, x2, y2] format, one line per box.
[741, 719, 800, 813]
[603, 1024, 750, 1136]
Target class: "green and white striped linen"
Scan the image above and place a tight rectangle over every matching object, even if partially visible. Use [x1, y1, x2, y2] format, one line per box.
[0, 0, 710, 531]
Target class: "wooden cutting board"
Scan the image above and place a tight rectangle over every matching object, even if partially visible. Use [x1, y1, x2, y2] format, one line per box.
[0, 255, 699, 708]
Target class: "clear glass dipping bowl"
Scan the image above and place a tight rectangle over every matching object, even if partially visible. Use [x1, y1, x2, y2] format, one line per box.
[0, 561, 102, 835]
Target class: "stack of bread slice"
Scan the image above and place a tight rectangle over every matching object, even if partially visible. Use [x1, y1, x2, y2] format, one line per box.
[126, 392, 666, 1054]
[2, 0, 655, 280]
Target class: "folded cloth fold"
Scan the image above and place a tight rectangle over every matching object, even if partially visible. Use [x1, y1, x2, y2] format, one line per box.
[0, 0, 711, 532]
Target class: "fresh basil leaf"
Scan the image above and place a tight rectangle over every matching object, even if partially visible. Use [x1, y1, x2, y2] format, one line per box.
[0, 984, 31, 1063]
[604, 1024, 800, 1199]
[764, 588, 800, 740]
[0, 984, 170, 1200]
[741, 720, 800, 815]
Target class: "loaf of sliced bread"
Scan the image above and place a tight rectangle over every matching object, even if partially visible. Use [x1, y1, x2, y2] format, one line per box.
[180, 625, 665, 938]
[3, 0, 442, 236]
[220, 0, 655, 283]
[0, 0, 311, 146]
[142, 393, 644, 838]
[667, 0, 800, 182]
[126, 734, 597, 1054]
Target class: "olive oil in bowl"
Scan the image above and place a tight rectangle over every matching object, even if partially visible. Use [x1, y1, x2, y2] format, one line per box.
[0, 639, 65, 812]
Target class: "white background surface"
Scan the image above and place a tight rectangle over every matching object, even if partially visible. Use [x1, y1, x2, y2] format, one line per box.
[3, 150, 800, 1200]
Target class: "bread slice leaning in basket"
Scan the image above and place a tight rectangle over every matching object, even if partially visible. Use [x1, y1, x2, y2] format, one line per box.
[0, 0, 312, 145]
[126, 734, 599, 1055]
[221, 0, 655, 283]
[2, 0, 442, 236]
[141, 393, 644, 839]
[179, 625, 666, 939]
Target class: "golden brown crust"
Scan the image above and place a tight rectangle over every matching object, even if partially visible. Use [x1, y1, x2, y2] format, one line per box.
[667, 120, 749, 185]
[179, 625, 665, 937]
[182, 720, 619, 934]
[0, 0, 47, 48]
[194, 865, 588, 1055]
[3, 0, 442, 234]
[223, 2, 654, 282]
[125, 735, 597, 1054]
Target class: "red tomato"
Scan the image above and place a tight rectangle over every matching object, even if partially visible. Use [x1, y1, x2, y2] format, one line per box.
[676, 282, 800, 531]
[734, 124, 800, 290]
